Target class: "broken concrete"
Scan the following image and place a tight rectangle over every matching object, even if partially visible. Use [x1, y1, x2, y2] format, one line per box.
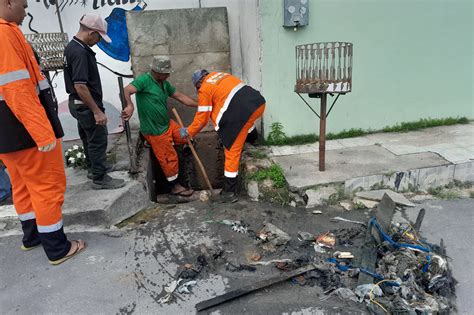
[305, 186, 338, 208]
[355, 189, 415, 207]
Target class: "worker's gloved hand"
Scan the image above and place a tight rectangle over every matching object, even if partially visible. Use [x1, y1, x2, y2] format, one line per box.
[179, 127, 189, 139]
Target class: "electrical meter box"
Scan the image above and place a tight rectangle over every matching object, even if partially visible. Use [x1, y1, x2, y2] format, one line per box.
[283, 0, 309, 28]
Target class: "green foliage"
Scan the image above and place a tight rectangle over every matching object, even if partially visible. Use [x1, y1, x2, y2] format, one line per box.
[249, 164, 286, 188]
[266, 122, 287, 145]
[353, 202, 366, 210]
[248, 150, 268, 159]
[470, 191, 474, 199]
[428, 187, 460, 200]
[326, 128, 367, 140]
[381, 117, 468, 133]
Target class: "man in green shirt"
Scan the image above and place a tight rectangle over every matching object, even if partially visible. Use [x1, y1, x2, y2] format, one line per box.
[122, 56, 197, 196]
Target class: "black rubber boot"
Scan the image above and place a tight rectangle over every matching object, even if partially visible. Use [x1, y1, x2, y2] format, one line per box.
[220, 177, 238, 203]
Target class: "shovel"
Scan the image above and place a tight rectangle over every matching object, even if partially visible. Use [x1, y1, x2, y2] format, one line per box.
[172, 108, 215, 195]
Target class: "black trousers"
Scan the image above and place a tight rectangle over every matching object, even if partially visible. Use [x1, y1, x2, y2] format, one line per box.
[68, 101, 108, 181]
[21, 219, 71, 261]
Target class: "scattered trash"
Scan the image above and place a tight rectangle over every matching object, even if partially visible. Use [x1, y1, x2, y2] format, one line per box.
[330, 216, 365, 225]
[298, 231, 314, 242]
[312, 210, 322, 214]
[339, 201, 353, 211]
[321, 287, 358, 303]
[334, 251, 354, 259]
[158, 279, 184, 304]
[199, 190, 210, 202]
[315, 231, 336, 248]
[206, 219, 249, 234]
[355, 283, 382, 302]
[258, 223, 291, 246]
[177, 280, 197, 294]
[313, 244, 326, 254]
[232, 222, 248, 234]
[245, 251, 262, 262]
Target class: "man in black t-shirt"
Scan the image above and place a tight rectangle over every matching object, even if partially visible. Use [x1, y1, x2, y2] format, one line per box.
[64, 14, 124, 190]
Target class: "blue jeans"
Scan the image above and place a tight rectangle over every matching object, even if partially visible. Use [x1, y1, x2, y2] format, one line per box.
[0, 166, 12, 201]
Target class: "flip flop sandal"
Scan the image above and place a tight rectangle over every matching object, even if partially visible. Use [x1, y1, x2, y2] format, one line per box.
[20, 243, 41, 251]
[49, 240, 86, 266]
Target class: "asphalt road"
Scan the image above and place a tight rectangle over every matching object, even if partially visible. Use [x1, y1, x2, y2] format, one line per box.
[0, 198, 472, 314]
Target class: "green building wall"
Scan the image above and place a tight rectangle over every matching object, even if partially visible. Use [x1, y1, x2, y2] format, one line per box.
[260, 0, 473, 137]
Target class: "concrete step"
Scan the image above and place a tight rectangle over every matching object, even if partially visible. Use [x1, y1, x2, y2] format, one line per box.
[0, 169, 151, 236]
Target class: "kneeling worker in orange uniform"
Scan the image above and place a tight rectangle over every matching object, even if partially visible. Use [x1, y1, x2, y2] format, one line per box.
[0, 0, 85, 264]
[180, 70, 266, 202]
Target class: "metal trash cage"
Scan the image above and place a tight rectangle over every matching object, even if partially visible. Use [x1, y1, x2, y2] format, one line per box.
[25, 32, 69, 72]
[295, 42, 353, 94]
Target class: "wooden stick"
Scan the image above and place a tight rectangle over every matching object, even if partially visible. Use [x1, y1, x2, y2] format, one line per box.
[172, 108, 214, 194]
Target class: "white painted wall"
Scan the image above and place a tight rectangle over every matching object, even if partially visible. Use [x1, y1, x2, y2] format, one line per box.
[22, 0, 261, 123]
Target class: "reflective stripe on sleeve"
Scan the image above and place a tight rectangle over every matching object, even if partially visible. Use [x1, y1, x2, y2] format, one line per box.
[0, 69, 30, 86]
[197, 106, 212, 112]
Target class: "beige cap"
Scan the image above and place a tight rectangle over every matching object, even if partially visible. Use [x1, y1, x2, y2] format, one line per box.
[80, 14, 112, 43]
[150, 55, 172, 73]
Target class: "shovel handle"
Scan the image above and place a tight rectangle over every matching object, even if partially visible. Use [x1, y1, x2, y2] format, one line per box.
[172, 108, 214, 194]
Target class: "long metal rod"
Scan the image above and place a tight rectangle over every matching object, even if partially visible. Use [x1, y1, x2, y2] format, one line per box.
[54, 0, 64, 34]
[326, 93, 341, 118]
[319, 94, 327, 171]
[297, 93, 320, 118]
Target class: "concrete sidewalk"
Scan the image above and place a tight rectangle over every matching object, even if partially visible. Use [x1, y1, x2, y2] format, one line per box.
[270, 123, 474, 204]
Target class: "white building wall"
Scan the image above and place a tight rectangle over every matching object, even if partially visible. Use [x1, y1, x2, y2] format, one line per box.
[22, 0, 261, 122]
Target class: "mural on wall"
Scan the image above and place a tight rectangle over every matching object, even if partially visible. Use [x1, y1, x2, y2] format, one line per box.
[36, 0, 141, 11]
[97, 2, 146, 62]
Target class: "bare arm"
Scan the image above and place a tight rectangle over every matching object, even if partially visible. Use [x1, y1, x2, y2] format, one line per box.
[121, 84, 136, 121]
[74, 83, 107, 125]
[171, 91, 198, 107]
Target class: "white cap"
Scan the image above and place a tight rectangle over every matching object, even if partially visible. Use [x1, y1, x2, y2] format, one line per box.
[80, 14, 112, 43]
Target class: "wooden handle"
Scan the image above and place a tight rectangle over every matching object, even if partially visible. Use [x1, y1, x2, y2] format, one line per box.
[172, 108, 214, 194]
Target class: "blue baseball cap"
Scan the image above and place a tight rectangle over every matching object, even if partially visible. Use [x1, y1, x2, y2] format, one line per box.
[192, 69, 208, 87]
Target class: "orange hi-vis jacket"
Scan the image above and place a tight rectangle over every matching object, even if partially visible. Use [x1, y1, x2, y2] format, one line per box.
[187, 72, 265, 149]
[0, 18, 62, 154]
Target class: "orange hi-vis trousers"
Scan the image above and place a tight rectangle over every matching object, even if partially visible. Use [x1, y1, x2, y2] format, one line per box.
[144, 119, 187, 182]
[0, 140, 70, 260]
[224, 104, 266, 178]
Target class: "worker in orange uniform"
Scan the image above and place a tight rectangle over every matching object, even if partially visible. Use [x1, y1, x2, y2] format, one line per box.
[180, 70, 266, 202]
[0, 0, 85, 265]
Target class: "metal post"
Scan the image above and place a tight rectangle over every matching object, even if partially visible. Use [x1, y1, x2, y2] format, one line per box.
[319, 94, 327, 171]
[54, 0, 65, 34]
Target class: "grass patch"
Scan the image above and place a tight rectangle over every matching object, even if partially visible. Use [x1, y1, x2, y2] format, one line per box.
[247, 150, 268, 159]
[381, 117, 469, 133]
[264, 117, 469, 146]
[249, 164, 286, 188]
[428, 187, 461, 200]
[470, 192, 474, 199]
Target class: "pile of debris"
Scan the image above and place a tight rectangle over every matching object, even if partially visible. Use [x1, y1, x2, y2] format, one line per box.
[157, 193, 456, 314]
[327, 193, 456, 314]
